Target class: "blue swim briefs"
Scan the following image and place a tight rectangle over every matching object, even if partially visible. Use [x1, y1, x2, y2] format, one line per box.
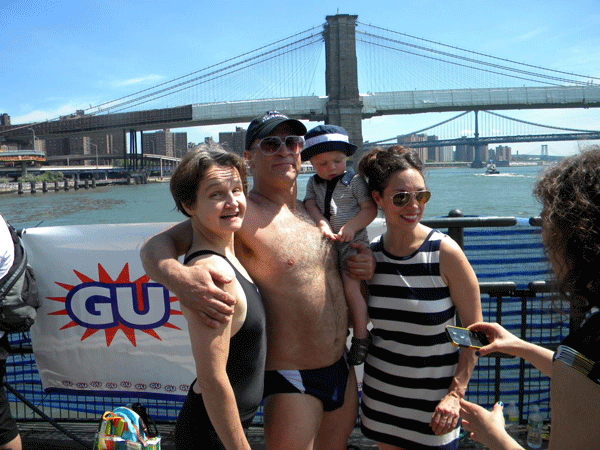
[263, 356, 349, 412]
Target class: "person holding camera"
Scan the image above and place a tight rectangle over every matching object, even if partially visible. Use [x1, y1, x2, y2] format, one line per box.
[459, 148, 600, 450]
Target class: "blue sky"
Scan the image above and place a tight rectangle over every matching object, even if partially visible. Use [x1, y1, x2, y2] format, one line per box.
[1, 0, 599, 156]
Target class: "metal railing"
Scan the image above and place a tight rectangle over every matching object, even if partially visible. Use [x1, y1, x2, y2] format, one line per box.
[4, 213, 567, 441]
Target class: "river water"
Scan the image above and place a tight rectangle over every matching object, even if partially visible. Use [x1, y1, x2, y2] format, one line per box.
[1, 164, 545, 229]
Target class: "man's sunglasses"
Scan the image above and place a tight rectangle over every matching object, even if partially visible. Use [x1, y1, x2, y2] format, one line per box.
[252, 135, 305, 156]
[391, 190, 432, 207]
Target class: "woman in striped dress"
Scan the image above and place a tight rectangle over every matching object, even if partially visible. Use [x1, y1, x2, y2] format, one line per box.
[357, 146, 482, 450]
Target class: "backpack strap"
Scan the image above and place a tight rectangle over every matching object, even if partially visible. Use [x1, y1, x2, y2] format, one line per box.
[0, 224, 26, 299]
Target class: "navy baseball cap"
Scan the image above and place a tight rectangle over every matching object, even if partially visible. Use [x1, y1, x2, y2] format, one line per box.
[301, 124, 358, 161]
[245, 111, 307, 151]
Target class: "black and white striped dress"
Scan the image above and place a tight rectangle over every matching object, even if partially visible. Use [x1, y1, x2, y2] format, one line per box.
[361, 230, 460, 450]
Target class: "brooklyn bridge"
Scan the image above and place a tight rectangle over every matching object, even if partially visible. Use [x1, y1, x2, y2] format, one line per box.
[1, 14, 599, 172]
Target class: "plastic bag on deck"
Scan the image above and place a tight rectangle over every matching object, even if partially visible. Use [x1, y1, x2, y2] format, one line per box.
[94, 405, 161, 450]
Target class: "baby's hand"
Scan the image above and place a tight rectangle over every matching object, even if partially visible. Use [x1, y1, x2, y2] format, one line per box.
[336, 225, 356, 243]
[318, 223, 337, 241]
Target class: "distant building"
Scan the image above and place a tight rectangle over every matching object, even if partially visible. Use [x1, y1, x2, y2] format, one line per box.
[142, 129, 188, 157]
[191, 137, 224, 153]
[397, 133, 427, 163]
[425, 135, 454, 162]
[394, 133, 454, 163]
[219, 127, 245, 156]
[45, 131, 125, 165]
[491, 145, 511, 162]
[455, 140, 489, 163]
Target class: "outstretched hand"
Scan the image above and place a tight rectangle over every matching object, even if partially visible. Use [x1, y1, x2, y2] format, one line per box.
[344, 241, 375, 280]
[460, 399, 517, 449]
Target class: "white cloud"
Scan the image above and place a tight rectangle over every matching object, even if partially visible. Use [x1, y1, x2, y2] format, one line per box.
[12, 103, 87, 124]
[511, 27, 548, 44]
[112, 75, 163, 88]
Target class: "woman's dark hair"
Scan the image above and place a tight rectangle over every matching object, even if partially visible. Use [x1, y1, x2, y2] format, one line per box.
[357, 145, 424, 195]
[170, 150, 247, 217]
[534, 146, 600, 309]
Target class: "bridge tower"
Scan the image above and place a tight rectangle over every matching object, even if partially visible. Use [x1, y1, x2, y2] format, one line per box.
[324, 14, 364, 165]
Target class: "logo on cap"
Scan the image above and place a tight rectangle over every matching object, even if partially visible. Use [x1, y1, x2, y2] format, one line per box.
[262, 111, 288, 122]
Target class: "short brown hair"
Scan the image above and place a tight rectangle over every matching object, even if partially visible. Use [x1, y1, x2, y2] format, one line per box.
[170, 150, 247, 217]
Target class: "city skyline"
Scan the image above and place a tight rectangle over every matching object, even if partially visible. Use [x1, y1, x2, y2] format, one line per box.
[1, 0, 599, 156]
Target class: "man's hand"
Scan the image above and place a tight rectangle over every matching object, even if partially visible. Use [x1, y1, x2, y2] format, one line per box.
[173, 263, 236, 328]
[344, 241, 375, 280]
[140, 221, 236, 328]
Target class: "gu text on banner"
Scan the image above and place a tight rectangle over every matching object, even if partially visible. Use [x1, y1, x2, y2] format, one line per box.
[23, 223, 195, 400]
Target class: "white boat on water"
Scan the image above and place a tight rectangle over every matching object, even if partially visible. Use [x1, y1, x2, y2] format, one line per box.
[485, 163, 500, 175]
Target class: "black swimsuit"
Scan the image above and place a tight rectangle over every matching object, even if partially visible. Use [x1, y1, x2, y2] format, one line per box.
[555, 310, 600, 386]
[175, 250, 266, 450]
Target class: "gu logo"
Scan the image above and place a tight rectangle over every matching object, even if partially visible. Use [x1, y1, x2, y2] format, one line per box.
[50, 263, 181, 346]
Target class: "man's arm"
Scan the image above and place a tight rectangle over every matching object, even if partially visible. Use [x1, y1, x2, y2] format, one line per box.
[140, 220, 235, 327]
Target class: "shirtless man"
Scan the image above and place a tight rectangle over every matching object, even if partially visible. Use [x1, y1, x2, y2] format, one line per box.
[140, 111, 375, 450]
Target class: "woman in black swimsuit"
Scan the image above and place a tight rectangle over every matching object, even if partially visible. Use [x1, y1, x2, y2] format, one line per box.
[459, 147, 600, 450]
[169, 150, 266, 450]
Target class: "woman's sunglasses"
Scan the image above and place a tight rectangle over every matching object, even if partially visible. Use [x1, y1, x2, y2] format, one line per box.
[252, 135, 305, 156]
[391, 190, 432, 207]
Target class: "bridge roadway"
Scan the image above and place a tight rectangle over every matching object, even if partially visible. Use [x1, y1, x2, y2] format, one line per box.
[367, 131, 600, 149]
[2, 85, 600, 139]
[0, 152, 179, 178]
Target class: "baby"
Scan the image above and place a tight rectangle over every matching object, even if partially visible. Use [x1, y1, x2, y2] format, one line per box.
[302, 125, 377, 365]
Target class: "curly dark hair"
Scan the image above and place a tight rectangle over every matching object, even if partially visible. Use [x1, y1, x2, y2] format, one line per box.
[357, 145, 424, 195]
[533, 146, 600, 310]
[170, 150, 247, 217]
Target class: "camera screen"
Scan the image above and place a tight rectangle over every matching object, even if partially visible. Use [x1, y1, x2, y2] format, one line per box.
[446, 327, 488, 348]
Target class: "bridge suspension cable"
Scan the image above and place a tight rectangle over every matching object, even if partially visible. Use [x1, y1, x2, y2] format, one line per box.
[86, 25, 325, 115]
[483, 110, 600, 133]
[357, 31, 588, 87]
[357, 21, 600, 85]
[103, 36, 324, 114]
[355, 22, 600, 94]
[356, 36, 570, 88]
[365, 111, 471, 146]
[371, 109, 600, 145]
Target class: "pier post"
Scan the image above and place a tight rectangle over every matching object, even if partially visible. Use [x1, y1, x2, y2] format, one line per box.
[64, 180, 69, 191]
[42, 181, 48, 193]
[54, 181, 59, 192]
[18, 182, 23, 195]
[447, 209, 464, 248]
[30, 181, 36, 194]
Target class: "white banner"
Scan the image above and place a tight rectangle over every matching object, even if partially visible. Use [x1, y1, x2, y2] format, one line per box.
[24, 223, 195, 400]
